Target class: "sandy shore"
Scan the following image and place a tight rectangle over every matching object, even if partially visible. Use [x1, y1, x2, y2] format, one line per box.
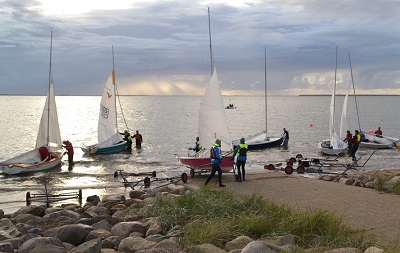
[182, 170, 400, 246]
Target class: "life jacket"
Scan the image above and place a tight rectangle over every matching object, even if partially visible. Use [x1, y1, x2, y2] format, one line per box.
[210, 147, 217, 159]
[127, 135, 132, 141]
[238, 143, 248, 156]
[195, 142, 202, 152]
[354, 134, 361, 144]
[135, 134, 141, 140]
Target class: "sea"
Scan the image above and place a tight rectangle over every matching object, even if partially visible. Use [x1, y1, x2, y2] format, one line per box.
[0, 95, 399, 213]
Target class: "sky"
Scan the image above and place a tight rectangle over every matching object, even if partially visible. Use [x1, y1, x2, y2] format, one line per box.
[1, 0, 400, 96]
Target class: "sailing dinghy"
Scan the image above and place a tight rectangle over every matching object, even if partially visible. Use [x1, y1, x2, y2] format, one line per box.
[178, 7, 234, 173]
[318, 47, 348, 155]
[346, 52, 400, 149]
[0, 31, 64, 175]
[81, 47, 129, 154]
[232, 48, 283, 150]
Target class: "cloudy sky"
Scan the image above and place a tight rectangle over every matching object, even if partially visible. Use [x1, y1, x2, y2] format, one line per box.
[1, 0, 400, 96]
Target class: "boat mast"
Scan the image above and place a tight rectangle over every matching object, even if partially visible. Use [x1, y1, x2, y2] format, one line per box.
[264, 47, 268, 137]
[47, 29, 53, 146]
[332, 46, 338, 133]
[348, 52, 362, 131]
[111, 46, 118, 130]
[208, 6, 213, 76]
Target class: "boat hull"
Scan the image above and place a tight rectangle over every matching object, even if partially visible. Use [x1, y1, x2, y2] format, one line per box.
[318, 140, 347, 156]
[178, 156, 234, 173]
[81, 141, 128, 155]
[359, 133, 397, 149]
[0, 150, 63, 175]
[233, 134, 283, 150]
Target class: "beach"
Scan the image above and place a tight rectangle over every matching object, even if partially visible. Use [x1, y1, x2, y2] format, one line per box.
[183, 170, 400, 246]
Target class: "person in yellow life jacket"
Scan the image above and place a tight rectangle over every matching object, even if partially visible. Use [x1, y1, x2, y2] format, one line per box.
[120, 130, 132, 151]
[351, 130, 361, 161]
[132, 130, 143, 149]
[188, 137, 202, 154]
[232, 137, 248, 182]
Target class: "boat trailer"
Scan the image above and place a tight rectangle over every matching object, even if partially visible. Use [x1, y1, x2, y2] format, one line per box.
[265, 151, 376, 175]
[26, 177, 82, 207]
[114, 170, 188, 190]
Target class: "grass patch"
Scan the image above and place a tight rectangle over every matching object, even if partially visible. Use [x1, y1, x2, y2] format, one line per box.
[144, 186, 375, 251]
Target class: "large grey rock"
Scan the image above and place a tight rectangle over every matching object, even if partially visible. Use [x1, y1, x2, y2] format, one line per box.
[13, 213, 43, 225]
[43, 224, 92, 246]
[42, 209, 80, 220]
[111, 221, 147, 238]
[69, 237, 102, 253]
[225, 235, 253, 251]
[189, 243, 226, 253]
[0, 218, 21, 241]
[241, 241, 274, 253]
[102, 235, 121, 249]
[18, 237, 66, 253]
[0, 242, 13, 253]
[118, 237, 157, 252]
[92, 219, 111, 231]
[146, 218, 162, 237]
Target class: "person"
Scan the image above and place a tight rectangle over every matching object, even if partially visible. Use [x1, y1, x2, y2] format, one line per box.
[189, 137, 202, 153]
[132, 130, 143, 149]
[282, 128, 289, 147]
[351, 130, 361, 161]
[344, 130, 353, 151]
[360, 132, 369, 142]
[232, 137, 248, 182]
[120, 130, 132, 151]
[62, 140, 74, 168]
[205, 139, 225, 187]
[374, 127, 382, 136]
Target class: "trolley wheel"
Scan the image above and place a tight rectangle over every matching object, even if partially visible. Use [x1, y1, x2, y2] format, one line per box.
[152, 171, 157, 177]
[26, 192, 31, 206]
[190, 168, 195, 177]
[296, 154, 303, 158]
[113, 171, 119, 179]
[144, 177, 151, 187]
[266, 164, 275, 170]
[289, 157, 296, 163]
[287, 161, 293, 166]
[284, 166, 294, 175]
[297, 165, 305, 174]
[181, 172, 188, 183]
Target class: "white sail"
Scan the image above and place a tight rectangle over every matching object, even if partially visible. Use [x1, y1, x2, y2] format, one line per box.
[198, 66, 232, 151]
[340, 83, 350, 140]
[35, 81, 62, 150]
[97, 70, 122, 148]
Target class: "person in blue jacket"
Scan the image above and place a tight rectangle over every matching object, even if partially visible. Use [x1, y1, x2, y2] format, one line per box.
[232, 137, 248, 182]
[204, 139, 226, 187]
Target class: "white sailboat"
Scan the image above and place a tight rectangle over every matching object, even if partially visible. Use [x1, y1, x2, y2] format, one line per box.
[0, 31, 64, 175]
[347, 52, 400, 149]
[318, 47, 348, 155]
[81, 47, 128, 154]
[232, 47, 283, 150]
[178, 7, 234, 173]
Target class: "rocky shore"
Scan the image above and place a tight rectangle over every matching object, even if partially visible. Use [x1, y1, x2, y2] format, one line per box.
[0, 175, 390, 253]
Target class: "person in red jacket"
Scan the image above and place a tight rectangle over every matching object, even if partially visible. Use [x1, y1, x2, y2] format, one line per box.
[374, 127, 382, 136]
[62, 140, 74, 169]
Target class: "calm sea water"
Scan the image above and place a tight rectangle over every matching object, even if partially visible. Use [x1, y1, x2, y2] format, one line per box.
[0, 95, 399, 213]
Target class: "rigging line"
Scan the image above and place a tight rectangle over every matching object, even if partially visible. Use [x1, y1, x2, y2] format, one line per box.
[208, 6, 213, 76]
[46, 29, 53, 147]
[115, 85, 129, 133]
[348, 52, 361, 132]
[264, 47, 268, 136]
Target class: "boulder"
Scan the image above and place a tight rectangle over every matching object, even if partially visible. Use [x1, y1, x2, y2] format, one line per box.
[18, 237, 66, 253]
[111, 221, 147, 238]
[118, 236, 157, 252]
[43, 224, 92, 246]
